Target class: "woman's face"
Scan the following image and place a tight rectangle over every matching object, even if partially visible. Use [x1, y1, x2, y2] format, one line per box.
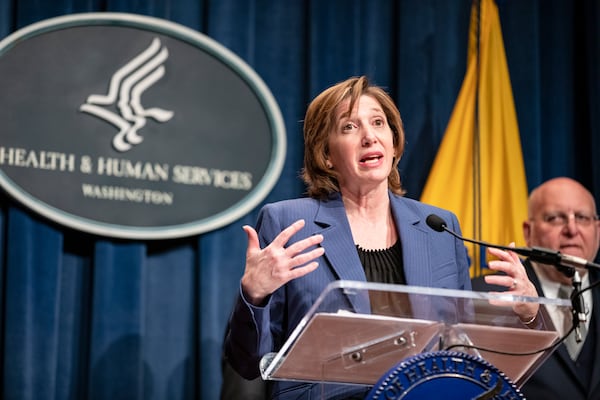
[327, 95, 395, 194]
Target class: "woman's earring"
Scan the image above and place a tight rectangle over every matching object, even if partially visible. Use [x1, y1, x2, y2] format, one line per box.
[326, 161, 333, 169]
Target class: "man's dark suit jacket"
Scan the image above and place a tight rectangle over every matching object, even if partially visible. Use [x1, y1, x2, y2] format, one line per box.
[472, 260, 600, 400]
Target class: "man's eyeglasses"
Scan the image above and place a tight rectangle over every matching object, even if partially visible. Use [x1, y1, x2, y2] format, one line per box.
[538, 212, 599, 227]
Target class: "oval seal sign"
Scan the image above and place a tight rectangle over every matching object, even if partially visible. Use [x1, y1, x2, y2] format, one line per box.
[366, 351, 524, 400]
[0, 13, 286, 239]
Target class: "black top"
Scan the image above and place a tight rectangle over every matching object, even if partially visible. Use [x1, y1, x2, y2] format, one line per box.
[356, 240, 409, 317]
[356, 239, 405, 284]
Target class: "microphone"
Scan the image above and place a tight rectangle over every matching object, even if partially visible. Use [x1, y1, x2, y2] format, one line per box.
[426, 213, 593, 339]
[425, 214, 600, 274]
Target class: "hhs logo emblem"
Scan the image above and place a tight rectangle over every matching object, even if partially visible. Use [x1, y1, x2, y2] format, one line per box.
[0, 13, 286, 239]
[80, 38, 174, 152]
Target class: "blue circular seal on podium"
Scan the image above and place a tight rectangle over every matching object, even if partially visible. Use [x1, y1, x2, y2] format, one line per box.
[366, 351, 523, 399]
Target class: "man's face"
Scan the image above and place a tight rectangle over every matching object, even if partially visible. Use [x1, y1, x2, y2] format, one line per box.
[523, 179, 600, 263]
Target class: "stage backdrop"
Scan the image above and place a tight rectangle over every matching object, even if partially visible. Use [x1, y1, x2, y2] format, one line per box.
[0, 1, 598, 399]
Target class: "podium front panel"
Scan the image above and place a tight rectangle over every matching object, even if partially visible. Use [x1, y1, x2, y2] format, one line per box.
[260, 280, 571, 388]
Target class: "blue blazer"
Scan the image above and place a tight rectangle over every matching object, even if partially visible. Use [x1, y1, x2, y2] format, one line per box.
[225, 192, 471, 399]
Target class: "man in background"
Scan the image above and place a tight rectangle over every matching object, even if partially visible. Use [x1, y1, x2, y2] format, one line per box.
[473, 177, 600, 399]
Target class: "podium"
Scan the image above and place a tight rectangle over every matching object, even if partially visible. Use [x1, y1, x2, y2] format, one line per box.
[260, 280, 571, 393]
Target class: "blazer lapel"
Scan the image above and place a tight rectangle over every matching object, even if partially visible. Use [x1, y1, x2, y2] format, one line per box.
[315, 194, 365, 282]
[389, 196, 432, 287]
[313, 194, 367, 311]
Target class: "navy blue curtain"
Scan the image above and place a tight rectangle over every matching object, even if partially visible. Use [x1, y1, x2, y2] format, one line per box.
[0, 0, 598, 399]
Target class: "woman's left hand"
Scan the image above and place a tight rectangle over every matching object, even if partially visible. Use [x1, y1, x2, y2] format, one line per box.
[484, 244, 540, 324]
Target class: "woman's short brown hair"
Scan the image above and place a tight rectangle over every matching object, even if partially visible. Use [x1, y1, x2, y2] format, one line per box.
[302, 76, 406, 199]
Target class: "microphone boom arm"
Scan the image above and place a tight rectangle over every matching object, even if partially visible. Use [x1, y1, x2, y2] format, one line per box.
[431, 217, 600, 276]
[425, 213, 593, 335]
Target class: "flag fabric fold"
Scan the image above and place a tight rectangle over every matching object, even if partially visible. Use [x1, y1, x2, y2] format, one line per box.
[420, 0, 528, 277]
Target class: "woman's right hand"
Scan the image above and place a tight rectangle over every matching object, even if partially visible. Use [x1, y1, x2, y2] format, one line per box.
[241, 219, 325, 306]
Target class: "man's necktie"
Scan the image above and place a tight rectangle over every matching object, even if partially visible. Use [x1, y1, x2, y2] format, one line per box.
[558, 284, 587, 360]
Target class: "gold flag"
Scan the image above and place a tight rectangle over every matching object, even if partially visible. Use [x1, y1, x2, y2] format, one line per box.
[420, 0, 528, 277]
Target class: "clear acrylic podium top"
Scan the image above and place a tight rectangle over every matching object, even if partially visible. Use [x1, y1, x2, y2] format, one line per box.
[260, 280, 572, 389]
